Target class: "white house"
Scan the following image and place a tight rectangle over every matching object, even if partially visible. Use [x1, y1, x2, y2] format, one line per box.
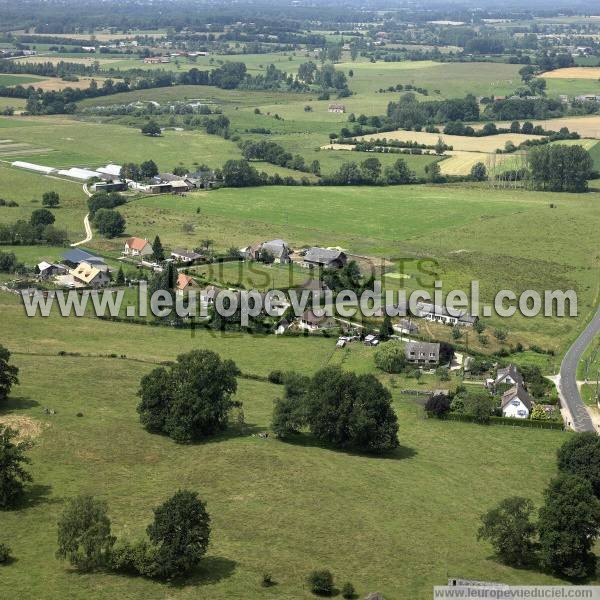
[501, 384, 533, 419]
[123, 237, 153, 258]
[416, 302, 478, 327]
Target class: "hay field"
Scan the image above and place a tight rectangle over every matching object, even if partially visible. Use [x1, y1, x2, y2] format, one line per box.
[471, 116, 600, 138]
[541, 67, 600, 79]
[439, 151, 517, 175]
[355, 130, 545, 152]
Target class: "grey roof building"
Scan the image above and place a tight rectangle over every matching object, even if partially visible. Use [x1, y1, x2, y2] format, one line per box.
[302, 247, 347, 269]
[405, 341, 440, 364]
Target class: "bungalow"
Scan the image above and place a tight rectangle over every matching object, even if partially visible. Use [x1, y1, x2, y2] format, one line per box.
[501, 384, 532, 419]
[37, 261, 66, 279]
[171, 248, 203, 264]
[302, 247, 347, 270]
[416, 302, 477, 327]
[297, 310, 336, 332]
[70, 263, 111, 288]
[405, 341, 440, 365]
[123, 237, 153, 258]
[176, 273, 198, 295]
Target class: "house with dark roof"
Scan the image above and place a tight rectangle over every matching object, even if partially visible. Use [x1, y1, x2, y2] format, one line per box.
[405, 341, 440, 365]
[62, 249, 106, 269]
[417, 302, 477, 327]
[171, 248, 203, 264]
[501, 384, 532, 419]
[494, 364, 524, 388]
[302, 247, 347, 269]
[261, 239, 291, 264]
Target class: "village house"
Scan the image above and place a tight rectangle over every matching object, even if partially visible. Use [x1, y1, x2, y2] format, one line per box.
[297, 310, 337, 332]
[301, 247, 347, 270]
[123, 237, 153, 258]
[242, 239, 291, 263]
[176, 273, 198, 295]
[416, 302, 477, 327]
[170, 248, 203, 264]
[405, 341, 440, 365]
[328, 103, 346, 113]
[501, 384, 533, 419]
[489, 364, 524, 389]
[69, 263, 111, 288]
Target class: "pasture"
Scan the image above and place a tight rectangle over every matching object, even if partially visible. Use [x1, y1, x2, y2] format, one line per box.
[0, 296, 583, 599]
[110, 184, 600, 354]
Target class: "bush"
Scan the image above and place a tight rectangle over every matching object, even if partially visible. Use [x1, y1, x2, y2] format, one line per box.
[109, 539, 157, 576]
[0, 543, 11, 563]
[261, 572, 274, 587]
[341, 581, 356, 598]
[425, 394, 451, 418]
[268, 370, 284, 384]
[307, 569, 334, 595]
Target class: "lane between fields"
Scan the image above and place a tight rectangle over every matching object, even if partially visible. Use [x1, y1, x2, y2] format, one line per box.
[558, 305, 600, 433]
[70, 184, 92, 247]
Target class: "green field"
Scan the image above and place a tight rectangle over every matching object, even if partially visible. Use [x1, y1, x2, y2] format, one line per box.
[0, 293, 585, 599]
[0, 74, 45, 87]
[90, 183, 599, 355]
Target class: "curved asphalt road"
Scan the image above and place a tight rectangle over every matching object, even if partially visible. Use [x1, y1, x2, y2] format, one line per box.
[559, 306, 600, 432]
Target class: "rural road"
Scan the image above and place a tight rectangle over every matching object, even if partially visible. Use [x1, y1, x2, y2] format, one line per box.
[558, 305, 600, 432]
[70, 184, 93, 247]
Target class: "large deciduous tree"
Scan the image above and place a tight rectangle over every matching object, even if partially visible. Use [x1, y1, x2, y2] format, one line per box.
[0, 345, 18, 403]
[0, 425, 32, 509]
[477, 496, 537, 566]
[56, 495, 115, 571]
[538, 474, 600, 578]
[146, 490, 210, 579]
[137, 350, 240, 443]
[557, 432, 600, 498]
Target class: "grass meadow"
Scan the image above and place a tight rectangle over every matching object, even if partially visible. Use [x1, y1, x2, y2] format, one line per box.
[0, 294, 585, 599]
[103, 183, 600, 355]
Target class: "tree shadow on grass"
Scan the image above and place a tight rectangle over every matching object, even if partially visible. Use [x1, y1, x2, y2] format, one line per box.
[276, 433, 417, 461]
[20, 483, 60, 509]
[0, 396, 40, 414]
[167, 556, 237, 588]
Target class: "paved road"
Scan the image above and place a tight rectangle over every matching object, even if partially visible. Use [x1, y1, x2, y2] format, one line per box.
[559, 305, 600, 432]
[70, 184, 93, 247]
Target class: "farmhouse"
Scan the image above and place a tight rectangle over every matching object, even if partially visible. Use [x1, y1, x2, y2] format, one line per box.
[69, 263, 110, 288]
[297, 310, 337, 331]
[260, 239, 291, 263]
[123, 237, 153, 257]
[302, 247, 347, 269]
[405, 341, 440, 365]
[242, 239, 291, 263]
[328, 103, 346, 113]
[501, 384, 533, 419]
[416, 302, 477, 327]
[171, 248, 203, 264]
